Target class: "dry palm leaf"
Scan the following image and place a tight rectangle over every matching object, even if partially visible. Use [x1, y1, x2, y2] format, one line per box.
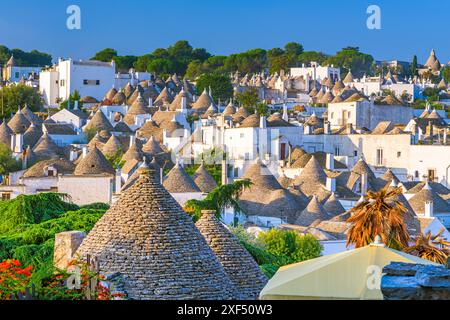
[404, 228, 450, 264]
[346, 187, 410, 249]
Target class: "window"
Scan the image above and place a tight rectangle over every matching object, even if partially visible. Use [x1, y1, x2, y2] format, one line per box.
[376, 148, 384, 166]
[15, 72, 19, 78]
[234, 167, 239, 178]
[1, 193, 10, 200]
[334, 146, 340, 156]
[83, 80, 101, 85]
[347, 111, 351, 118]
[397, 151, 401, 158]
[47, 170, 55, 177]
[60, 79, 65, 87]
[240, 133, 244, 139]
[330, 112, 334, 119]
[354, 150, 358, 157]
[308, 146, 316, 153]
[415, 170, 419, 178]
[428, 169, 436, 182]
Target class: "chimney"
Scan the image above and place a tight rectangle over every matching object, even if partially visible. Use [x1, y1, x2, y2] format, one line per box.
[53, 231, 86, 270]
[14, 133, 23, 153]
[22, 147, 29, 170]
[326, 176, 336, 192]
[221, 154, 228, 185]
[287, 144, 292, 167]
[259, 115, 267, 129]
[149, 97, 153, 108]
[324, 121, 331, 135]
[326, 153, 334, 170]
[180, 92, 187, 112]
[115, 168, 122, 194]
[129, 135, 136, 147]
[361, 173, 368, 195]
[424, 200, 434, 218]
[346, 123, 355, 134]
[69, 149, 78, 162]
[282, 104, 288, 121]
[428, 121, 433, 141]
[304, 124, 312, 135]
[10, 134, 15, 151]
[82, 146, 88, 158]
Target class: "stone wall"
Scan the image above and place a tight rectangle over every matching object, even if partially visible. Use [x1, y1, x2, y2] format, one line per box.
[381, 262, 450, 300]
[54, 231, 86, 270]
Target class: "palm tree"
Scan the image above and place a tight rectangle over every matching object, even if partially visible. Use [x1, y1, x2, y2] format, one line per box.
[404, 229, 450, 264]
[184, 179, 252, 222]
[346, 187, 410, 249]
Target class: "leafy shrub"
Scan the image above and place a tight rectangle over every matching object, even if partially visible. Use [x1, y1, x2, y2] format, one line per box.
[0, 193, 78, 233]
[258, 229, 322, 264]
[260, 264, 279, 279]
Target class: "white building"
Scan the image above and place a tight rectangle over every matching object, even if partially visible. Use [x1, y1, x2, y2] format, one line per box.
[290, 62, 340, 84]
[2, 56, 42, 83]
[327, 98, 413, 130]
[40, 58, 116, 107]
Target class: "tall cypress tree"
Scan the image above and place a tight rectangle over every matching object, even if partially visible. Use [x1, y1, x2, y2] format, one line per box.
[411, 55, 418, 76]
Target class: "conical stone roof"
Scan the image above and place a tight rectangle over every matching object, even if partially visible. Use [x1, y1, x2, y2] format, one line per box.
[192, 88, 213, 112]
[105, 87, 118, 101]
[294, 155, 327, 186]
[195, 210, 267, 299]
[121, 142, 143, 162]
[21, 105, 42, 125]
[0, 121, 13, 147]
[323, 193, 346, 216]
[124, 94, 149, 126]
[85, 110, 113, 132]
[154, 87, 173, 107]
[8, 109, 31, 134]
[142, 136, 164, 156]
[23, 123, 43, 149]
[295, 195, 331, 227]
[192, 164, 217, 193]
[102, 135, 123, 158]
[408, 183, 450, 215]
[32, 133, 63, 160]
[74, 146, 115, 175]
[343, 70, 354, 83]
[163, 163, 201, 193]
[76, 169, 237, 300]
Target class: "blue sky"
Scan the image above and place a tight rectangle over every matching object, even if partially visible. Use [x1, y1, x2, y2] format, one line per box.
[1, 0, 448, 64]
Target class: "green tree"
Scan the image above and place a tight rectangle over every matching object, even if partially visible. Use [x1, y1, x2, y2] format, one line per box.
[0, 143, 21, 175]
[411, 55, 418, 77]
[184, 179, 252, 222]
[91, 48, 117, 62]
[114, 55, 138, 72]
[284, 42, 304, 57]
[235, 87, 260, 110]
[268, 54, 291, 74]
[325, 47, 374, 78]
[59, 90, 83, 110]
[195, 73, 233, 104]
[297, 51, 328, 65]
[258, 229, 323, 264]
[191, 48, 211, 62]
[147, 58, 172, 76]
[185, 60, 204, 80]
[134, 54, 154, 72]
[441, 66, 450, 83]
[0, 84, 43, 118]
[255, 103, 270, 117]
